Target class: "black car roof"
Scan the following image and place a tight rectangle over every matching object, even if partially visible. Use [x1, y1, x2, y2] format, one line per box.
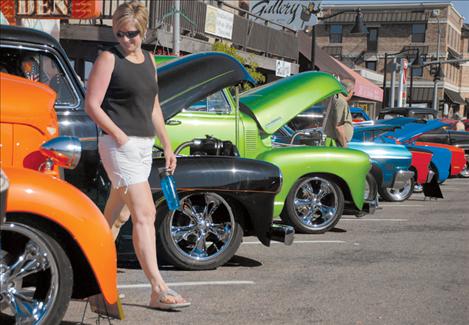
[380, 107, 438, 115]
[0, 25, 62, 50]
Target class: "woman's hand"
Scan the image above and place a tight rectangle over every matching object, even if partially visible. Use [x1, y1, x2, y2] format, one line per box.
[164, 149, 177, 173]
[114, 131, 129, 147]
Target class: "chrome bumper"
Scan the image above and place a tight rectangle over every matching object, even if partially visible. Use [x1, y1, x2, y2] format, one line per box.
[363, 198, 377, 214]
[391, 170, 414, 189]
[269, 224, 294, 246]
[426, 169, 435, 183]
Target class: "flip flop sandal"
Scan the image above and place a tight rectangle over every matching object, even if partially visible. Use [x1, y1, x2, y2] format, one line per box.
[149, 288, 191, 311]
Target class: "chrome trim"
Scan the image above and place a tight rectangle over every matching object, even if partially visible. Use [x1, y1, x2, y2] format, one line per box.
[269, 224, 294, 245]
[426, 170, 435, 183]
[391, 170, 414, 189]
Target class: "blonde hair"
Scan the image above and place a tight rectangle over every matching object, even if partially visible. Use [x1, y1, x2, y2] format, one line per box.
[112, 1, 148, 36]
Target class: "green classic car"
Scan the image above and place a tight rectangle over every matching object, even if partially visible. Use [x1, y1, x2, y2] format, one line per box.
[157, 53, 372, 234]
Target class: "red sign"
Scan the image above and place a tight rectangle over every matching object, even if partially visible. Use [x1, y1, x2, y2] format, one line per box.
[0, 0, 16, 25]
[1, 0, 101, 20]
[72, 0, 101, 19]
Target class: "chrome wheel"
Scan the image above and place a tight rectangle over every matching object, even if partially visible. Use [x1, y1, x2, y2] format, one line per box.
[382, 178, 414, 202]
[460, 164, 469, 178]
[169, 193, 237, 262]
[282, 176, 344, 234]
[0, 223, 60, 324]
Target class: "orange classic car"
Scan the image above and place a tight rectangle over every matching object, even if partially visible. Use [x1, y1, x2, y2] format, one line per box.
[0, 73, 122, 324]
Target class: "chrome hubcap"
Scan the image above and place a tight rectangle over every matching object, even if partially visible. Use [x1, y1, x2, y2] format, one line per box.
[293, 177, 338, 230]
[460, 165, 469, 178]
[1, 223, 59, 324]
[170, 193, 235, 261]
[386, 179, 413, 201]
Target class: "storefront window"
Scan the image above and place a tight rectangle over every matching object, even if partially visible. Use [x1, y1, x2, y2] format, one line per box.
[330, 24, 343, 43]
[412, 24, 426, 43]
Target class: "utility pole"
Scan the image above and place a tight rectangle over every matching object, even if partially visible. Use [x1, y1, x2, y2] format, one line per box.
[173, 0, 180, 56]
[432, 9, 441, 111]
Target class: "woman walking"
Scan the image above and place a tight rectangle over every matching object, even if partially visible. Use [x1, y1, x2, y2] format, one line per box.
[85, 1, 190, 310]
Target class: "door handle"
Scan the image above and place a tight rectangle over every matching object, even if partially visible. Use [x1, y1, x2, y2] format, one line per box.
[166, 120, 181, 126]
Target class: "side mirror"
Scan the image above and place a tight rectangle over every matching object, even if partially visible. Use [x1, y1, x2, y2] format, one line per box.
[40, 136, 82, 169]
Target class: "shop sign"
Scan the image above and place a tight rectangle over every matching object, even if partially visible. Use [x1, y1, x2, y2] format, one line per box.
[205, 5, 234, 40]
[0, 0, 16, 25]
[16, 0, 72, 18]
[276, 60, 291, 77]
[249, 0, 319, 31]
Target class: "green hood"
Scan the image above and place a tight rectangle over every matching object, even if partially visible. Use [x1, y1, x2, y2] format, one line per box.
[240, 72, 347, 134]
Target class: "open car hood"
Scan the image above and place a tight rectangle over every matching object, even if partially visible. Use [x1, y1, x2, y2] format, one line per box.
[157, 52, 256, 121]
[383, 119, 448, 143]
[239, 72, 347, 134]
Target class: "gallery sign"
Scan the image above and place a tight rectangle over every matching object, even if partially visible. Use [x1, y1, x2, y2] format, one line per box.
[276, 60, 291, 77]
[249, 0, 319, 31]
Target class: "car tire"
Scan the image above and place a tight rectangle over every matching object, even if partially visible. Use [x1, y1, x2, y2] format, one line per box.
[379, 177, 415, 202]
[355, 172, 378, 218]
[156, 192, 243, 270]
[0, 222, 73, 325]
[281, 175, 344, 234]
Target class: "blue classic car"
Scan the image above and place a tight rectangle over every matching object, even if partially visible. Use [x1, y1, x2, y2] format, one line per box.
[360, 120, 452, 184]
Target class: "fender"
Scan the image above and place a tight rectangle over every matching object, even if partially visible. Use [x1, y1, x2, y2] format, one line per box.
[148, 156, 282, 245]
[4, 168, 117, 304]
[256, 146, 371, 216]
[416, 142, 466, 176]
[348, 142, 412, 188]
[407, 147, 433, 184]
[409, 145, 451, 182]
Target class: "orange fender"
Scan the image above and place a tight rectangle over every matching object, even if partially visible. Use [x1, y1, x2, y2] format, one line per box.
[4, 167, 117, 304]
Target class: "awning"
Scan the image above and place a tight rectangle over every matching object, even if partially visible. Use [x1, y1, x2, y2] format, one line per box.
[298, 31, 383, 102]
[445, 89, 465, 105]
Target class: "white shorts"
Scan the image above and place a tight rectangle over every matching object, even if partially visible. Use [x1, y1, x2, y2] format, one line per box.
[98, 135, 154, 190]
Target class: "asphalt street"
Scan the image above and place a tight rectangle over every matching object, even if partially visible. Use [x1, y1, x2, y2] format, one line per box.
[63, 178, 469, 325]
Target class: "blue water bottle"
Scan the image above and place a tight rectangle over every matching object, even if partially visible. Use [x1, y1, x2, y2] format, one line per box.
[159, 168, 180, 211]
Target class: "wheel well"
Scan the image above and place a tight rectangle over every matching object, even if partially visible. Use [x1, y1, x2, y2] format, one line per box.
[409, 165, 417, 181]
[301, 172, 356, 209]
[370, 164, 384, 188]
[6, 213, 101, 299]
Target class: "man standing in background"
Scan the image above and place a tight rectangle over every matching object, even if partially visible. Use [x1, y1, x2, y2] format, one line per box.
[324, 79, 355, 148]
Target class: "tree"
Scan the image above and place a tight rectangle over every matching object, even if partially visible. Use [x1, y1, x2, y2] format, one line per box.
[212, 41, 266, 90]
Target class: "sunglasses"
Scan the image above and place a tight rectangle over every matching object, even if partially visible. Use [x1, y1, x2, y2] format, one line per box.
[116, 30, 140, 39]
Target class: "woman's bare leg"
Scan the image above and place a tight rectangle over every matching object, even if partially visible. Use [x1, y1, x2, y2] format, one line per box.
[103, 188, 129, 239]
[117, 181, 187, 305]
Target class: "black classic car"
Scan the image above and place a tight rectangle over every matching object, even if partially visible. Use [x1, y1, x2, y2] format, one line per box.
[378, 107, 438, 120]
[0, 25, 293, 270]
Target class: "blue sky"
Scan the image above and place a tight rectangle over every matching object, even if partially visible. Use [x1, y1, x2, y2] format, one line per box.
[323, 0, 469, 22]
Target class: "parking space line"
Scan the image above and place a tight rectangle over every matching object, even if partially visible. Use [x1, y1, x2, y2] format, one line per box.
[242, 240, 346, 245]
[341, 218, 408, 221]
[118, 281, 255, 289]
[378, 204, 423, 207]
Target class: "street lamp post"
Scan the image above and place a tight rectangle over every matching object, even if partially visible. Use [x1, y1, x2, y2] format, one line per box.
[301, 7, 368, 71]
[382, 48, 423, 107]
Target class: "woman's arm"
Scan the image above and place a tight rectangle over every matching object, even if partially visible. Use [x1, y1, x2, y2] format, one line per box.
[151, 56, 177, 172]
[85, 51, 128, 146]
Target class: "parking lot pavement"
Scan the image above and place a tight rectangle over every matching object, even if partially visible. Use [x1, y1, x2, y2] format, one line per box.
[63, 178, 469, 325]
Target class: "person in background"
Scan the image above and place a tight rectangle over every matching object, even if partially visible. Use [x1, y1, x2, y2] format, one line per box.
[454, 113, 465, 131]
[85, 1, 190, 311]
[324, 79, 355, 148]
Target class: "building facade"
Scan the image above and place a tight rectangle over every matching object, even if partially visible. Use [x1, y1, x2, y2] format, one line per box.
[316, 2, 468, 117]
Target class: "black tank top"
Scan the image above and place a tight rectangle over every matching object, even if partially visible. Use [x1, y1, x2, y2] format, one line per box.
[102, 46, 158, 137]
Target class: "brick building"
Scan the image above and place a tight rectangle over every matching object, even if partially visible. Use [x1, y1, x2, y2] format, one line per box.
[315, 2, 468, 117]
